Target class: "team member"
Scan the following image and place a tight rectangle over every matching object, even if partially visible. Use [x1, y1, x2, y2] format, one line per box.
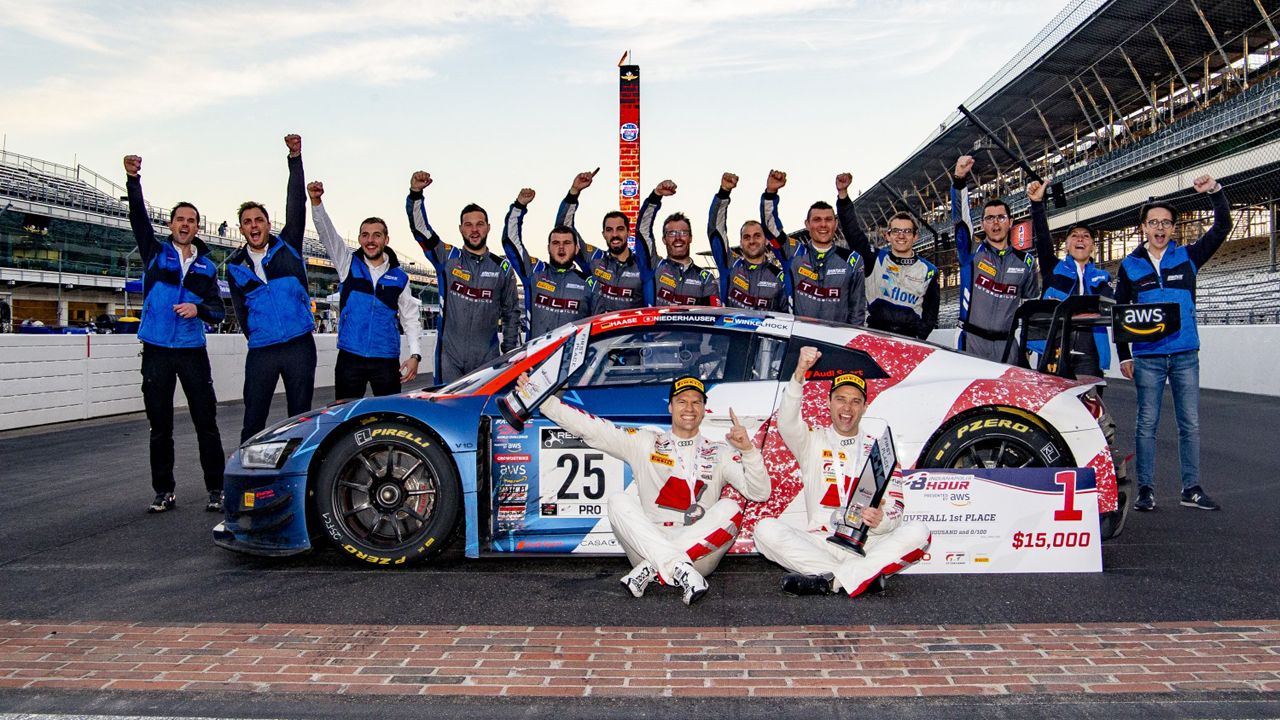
[708, 172, 788, 311]
[501, 188, 594, 338]
[556, 169, 649, 313]
[1029, 180, 1113, 380]
[406, 171, 522, 383]
[754, 346, 931, 597]
[123, 154, 226, 513]
[226, 134, 314, 443]
[760, 170, 867, 324]
[950, 155, 1040, 363]
[1118, 174, 1232, 513]
[523, 373, 769, 605]
[637, 180, 721, 307]
[837, 175, 939, 339]
[308, 181, 422, 399]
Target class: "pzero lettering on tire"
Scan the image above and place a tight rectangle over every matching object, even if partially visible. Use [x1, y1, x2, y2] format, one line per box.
[919, 409, 1072, 470]
[314, 421, 460, 566]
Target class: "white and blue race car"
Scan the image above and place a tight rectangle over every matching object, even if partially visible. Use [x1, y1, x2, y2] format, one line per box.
[214, 306, 1129, 566]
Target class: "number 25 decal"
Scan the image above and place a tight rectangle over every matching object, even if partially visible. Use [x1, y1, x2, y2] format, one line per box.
[555, 452, 606, 500]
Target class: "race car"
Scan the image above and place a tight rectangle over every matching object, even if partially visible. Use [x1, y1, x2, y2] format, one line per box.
[214, 306, 1130, 566]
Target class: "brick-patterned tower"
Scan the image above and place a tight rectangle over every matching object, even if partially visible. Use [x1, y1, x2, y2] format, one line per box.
[618, 55, 640, 249]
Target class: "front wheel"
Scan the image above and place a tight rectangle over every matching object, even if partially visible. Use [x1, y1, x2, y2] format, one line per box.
[313, 421, 460, 566]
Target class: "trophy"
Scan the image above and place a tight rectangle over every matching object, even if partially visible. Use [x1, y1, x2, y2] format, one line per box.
[827, 428, 896, 556]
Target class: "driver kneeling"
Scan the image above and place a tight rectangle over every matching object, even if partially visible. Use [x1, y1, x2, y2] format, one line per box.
[754, 347, 931, 598]
[526, 374, 770, 605]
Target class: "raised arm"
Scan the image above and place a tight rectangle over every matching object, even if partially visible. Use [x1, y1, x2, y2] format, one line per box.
[760, 169, 793, 263]
[280, 134, 306, 252]
[1186, 175, 1232, 269]
[951, 155, 976, 267]
[707, 173, 735, 300]
[919, 271, 940, 340]
[1028, 180, 1057, 288]
[405, 171, 448, 271]
[123, 155, 161, 265]
[558, 169, 599, 268]
[307, 181, 352, 281]
[777, 347, 821, 462]
[846, 258, 867, 326]
[835, 173, 875, 277]
[502, 189, 536, 278]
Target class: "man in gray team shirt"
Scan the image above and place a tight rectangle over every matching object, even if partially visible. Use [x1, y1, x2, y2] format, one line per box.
[502, 187, 595, 339]
[406, 171, 522, 383]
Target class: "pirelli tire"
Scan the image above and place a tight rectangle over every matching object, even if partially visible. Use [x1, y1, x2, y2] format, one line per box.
[919, 409, 1071, 471]
[313, 420, 461, 567]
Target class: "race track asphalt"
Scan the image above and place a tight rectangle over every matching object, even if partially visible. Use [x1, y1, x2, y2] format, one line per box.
[1, 379, 1277, 628]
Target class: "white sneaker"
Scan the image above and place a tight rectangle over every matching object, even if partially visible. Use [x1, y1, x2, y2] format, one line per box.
[620, 561, 657, 598]
[670, 562, 709, 606]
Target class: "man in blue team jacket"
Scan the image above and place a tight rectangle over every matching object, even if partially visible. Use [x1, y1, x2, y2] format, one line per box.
[124, 154, 226, 514]
[225, 134, 314, 443]
[1117, 173, 1232, 513]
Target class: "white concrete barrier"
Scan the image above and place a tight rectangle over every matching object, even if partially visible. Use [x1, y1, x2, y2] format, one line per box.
[0, 332, 436, 431]
[928, 324, 1280, 396]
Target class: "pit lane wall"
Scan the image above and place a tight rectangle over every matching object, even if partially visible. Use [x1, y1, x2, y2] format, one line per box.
[0, 332, 437, 431]
[928, 324, 1280, 397]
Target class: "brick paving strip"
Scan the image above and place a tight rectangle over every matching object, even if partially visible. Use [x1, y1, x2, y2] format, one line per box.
[0, 619, 1278, 698]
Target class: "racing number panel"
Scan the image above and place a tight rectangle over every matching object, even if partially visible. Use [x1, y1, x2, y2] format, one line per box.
[483, 324, 775, 553]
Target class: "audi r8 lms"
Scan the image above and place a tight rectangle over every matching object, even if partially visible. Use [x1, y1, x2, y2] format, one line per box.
[214, 307, 1130, 566]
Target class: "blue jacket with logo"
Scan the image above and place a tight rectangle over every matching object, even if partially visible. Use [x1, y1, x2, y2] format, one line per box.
[1030, 198, 1114, 370]
[338, 247, 410, 359]
[1115, 188, 1231, 360]
[126, 175, 224, 349]
[225, 154, 313, 349]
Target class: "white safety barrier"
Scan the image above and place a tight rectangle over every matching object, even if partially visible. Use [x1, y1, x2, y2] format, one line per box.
[928, 324, 1280, 396]
[0, 332, 436, 431]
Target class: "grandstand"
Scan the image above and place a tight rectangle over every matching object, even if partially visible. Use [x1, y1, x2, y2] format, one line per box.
[852, 0, 1280, 327]
[0, 150, 438, 330]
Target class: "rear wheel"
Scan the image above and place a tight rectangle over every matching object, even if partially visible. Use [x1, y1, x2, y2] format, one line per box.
[919, 409, 1070, 470]
[313, 421, 460, 566]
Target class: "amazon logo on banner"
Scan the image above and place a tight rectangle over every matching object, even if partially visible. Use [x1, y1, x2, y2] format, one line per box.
[1112, 303, 1181, 344]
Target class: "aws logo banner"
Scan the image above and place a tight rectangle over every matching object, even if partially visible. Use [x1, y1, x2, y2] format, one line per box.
[1112, 303, 1181, 344]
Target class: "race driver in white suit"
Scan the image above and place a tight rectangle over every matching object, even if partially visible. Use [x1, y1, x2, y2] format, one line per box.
[520, 373, 770, 605]
[753, 346, 931, 597]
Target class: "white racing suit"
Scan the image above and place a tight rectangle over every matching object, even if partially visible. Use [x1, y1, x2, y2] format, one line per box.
[753, 380, 931, 597]
[540, 395, 770, 582]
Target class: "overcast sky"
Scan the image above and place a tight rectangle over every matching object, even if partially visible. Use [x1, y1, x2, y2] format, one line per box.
[0, 0, 1068, 263]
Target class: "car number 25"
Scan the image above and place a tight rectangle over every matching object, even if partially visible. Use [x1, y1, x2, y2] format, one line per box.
[537, 426, 625, 518]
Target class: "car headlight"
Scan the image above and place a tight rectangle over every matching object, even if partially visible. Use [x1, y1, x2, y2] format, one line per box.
[240, 440, 297, 469]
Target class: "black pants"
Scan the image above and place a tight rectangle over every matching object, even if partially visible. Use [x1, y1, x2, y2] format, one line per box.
[141, 344, 225, 495]
[335, 350, 402, 400]
[241, 333, 316, 443]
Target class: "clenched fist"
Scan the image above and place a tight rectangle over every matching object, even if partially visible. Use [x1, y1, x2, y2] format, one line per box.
[284, 134, 302, 157]
[721, 172, 738, 193]
[654, 179, 677, 197]
[307, 181, 324, 206]
[516, 187, 536, 206]
[954, 155, 975, 179]
[123, 155, 142, 177]
[766, 169, 787, 193]
[793, 345, 822, 383]
[1192, 174, 1219, 194]
[410, 171, 432, 193]
[835, 172, 853, 198]
[1027, 180, 1046, 203]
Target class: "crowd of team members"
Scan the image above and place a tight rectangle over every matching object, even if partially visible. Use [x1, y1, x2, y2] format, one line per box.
[127, 134, 1231, 571]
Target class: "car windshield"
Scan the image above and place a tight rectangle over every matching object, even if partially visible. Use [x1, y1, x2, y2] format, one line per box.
[437, 326, 577, 396]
